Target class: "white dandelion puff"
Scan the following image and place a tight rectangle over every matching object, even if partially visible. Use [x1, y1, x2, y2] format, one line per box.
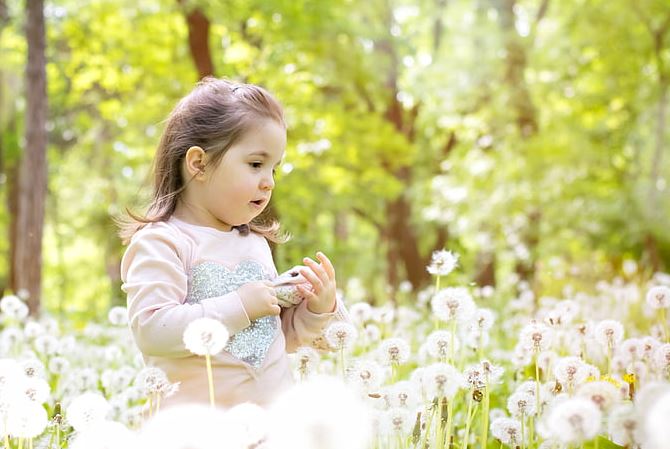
[0, 295, 29, 320]
[135, 367, 169, 395]
[324, 321, 358, 351]
[65, 392, 111, 432]
[519, 321, 555, 352]
[594, 320, 624, 350]
[268, 376, 372, 449]
[427, 250, 459, 276]
[576, 381, 621, 411]
[490, 417, 522, 447]
[183, 318, 229, 356]
[221, 402, 270, 449]
[378, 338, 411, 365]
[349, 302, 373, 324]
[554, 356, 590, 390]
[108, 306, 129, 326]
[607, 403, 638, 447]
[5, 399, 49, 438]
[426, 330, 459, 360]
[653, 343, 670, 375]
[295, 346, 320, 378]
[70, 420, 137, 449]
[388, 380, 419, 409]
[642, 391, 670, 449]
[137, 404, 227, 449]
[423, 362, 466, 399]
[646, 286, 670, 309]
[431, 287, 476, 323]
[380, 407, 414, 436]
[507, 391, 537, 417]
[347, 359, 385, 392]
[544, 397, 602, 444]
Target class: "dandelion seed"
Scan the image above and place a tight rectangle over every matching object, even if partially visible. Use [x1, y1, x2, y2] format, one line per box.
[65, 392, 111, 432]
[48, 356, 70, 375]
[347, 359, 385, 392]
[378, 338, 411, 365]
[24, 321, 45, 339]
[423, 362, 466, 399]
[427, 250, 459, 276]
[490, 417, 522, 447]
[108, 306, 129, 326]
[349, 302, 373, 324]
[507, 391, 537, 417]
[431, 287, 476, 323]
[576, 381, 620, 411]
[618, 338, 644, 364]
[222, 402, 270, 448]
[388, 380, 419, 408]
[642, 391, 670, 449]
[183, 318, 229, 356]
[268, 376, 372, 449]
[135, 367, 169, 395]
[70, 420, 137, 449]
[471, 308, 496, 331]
[18, 376, 51, 404]
[479, 359, 504, 385]
[519, 320, 555, 352]
[554, 356, 590, 390]
[295, 346, 320, 378]
[324, 321, 357, 351]
[544, 397, 602, 444]
[646, 286, 670, 309]
[0, 295, 29, 320]
[20, 358, 45, 379]
[6, 399, 49, 438]
[607, 403, 637, 447]
[426, 330, 458, 360]
[33, 334, 59, 356]
[594, 320, 624, 350]
[653, 343, 670, 375]
[380, 407, 414, 436]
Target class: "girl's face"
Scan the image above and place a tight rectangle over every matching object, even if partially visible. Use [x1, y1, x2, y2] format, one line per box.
[200, 119, 286, 231]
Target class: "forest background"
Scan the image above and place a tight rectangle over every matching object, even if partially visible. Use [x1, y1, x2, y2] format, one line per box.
[1, 0, 669, 324]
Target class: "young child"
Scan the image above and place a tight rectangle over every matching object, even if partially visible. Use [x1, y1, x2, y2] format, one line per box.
[119, 78, 349, 408]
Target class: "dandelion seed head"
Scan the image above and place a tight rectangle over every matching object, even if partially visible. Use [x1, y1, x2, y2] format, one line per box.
[519, 321, 554, 352]
[423, 362, 466, 399]
[577, 380, 621, 411]
[431, 287, 476, 323]
[221, 402, 270, 448]
[0, 295, 29, 320]
[646, 286, 670, 309]
[378, 338, 411, 365]
[70, 420, 137, 449]
[65, 392, 111, 432]
[347, 359, 385, 392]
[379, 407, 413, 436]
[295, 346, 320, 378]
[554, 356, 590, 389]
[349, 302, 373, 324]
[544, 397, 602, 444]
[607, 403, 638, 447]
[426, 330, 458, 360]
[324, 321, 358, 350]
[108, 306, 129, 326]
[426, 250, 459, 276]
[490, 417, 522, 446]
[653, 343, 670, 374]
[507, 391, 537, 417]
[183, 318, 229, 356]
[388, 380, 419, 408]
[5, 399, 49, 438]
[135, 367, 169, 395]
[594, 320, 624, 350]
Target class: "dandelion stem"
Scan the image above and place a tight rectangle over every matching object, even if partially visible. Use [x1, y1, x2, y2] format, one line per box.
[534, 353, 541, 419]
[450, 320, 456, 364]
[18, 437, 24, 449]
[339, 347, 345, 378]
[421, 401, 436, 449]
[434, 276, 442, 330]
[445, 397, 454, 449]
[521, 414, 526, 449]
[661, 308, 668, 343]
[206, 353, 215, 408]
[462, 391, 476, 449]
[481, 385, 490, 449]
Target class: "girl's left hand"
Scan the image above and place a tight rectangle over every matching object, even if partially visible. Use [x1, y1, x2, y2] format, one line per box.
[298, 251, 337, 314]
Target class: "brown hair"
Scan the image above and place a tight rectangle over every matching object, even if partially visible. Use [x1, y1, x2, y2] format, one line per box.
[118, 77, 287, 244]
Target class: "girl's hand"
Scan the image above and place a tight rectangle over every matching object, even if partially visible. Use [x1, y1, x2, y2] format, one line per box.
[238, 280, 281, 321]
[298, 252, 337, 314]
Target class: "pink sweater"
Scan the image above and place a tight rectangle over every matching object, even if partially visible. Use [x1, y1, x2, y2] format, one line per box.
[120, 217, 348, 408]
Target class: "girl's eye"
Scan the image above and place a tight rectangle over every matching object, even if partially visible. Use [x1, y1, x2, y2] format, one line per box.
[250, 162, 262, 169]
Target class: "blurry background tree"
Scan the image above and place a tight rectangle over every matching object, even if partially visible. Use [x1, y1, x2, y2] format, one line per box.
[0, 0, 668, 321]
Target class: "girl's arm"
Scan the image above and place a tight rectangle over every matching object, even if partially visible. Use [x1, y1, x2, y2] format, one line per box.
[281, 296, 351, 353]
[121, 227, 251, 358]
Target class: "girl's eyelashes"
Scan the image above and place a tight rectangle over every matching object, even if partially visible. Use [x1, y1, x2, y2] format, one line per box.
[249, 161, 263, 169]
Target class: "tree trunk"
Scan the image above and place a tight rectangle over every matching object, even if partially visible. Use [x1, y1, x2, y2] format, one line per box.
[14, 0, 48, 314]
[178, 0, 214, 79]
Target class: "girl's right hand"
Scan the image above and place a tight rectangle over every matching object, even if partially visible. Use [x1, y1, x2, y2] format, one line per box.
[237, 281, 281, 321]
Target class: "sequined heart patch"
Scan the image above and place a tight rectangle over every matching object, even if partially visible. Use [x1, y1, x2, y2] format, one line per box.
[185, 260, 278, 369]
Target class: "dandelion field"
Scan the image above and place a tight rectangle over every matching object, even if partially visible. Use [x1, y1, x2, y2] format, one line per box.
[1, 252, 668, 449]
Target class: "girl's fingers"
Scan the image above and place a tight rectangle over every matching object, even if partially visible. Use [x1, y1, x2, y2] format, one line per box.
[316, 251, 336, 280]
[297, 284, 318, 300]
[299, 267, 323, 293]
[303, 257, 329, 285]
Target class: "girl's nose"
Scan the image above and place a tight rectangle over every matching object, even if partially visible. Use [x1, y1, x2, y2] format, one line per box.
[260, 175, 275, 190]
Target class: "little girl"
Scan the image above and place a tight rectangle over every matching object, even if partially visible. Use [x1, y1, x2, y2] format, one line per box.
[119, 78, 349, 408]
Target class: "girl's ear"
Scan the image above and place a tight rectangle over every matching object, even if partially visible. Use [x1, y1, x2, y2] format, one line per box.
[184, 146, 208, 180]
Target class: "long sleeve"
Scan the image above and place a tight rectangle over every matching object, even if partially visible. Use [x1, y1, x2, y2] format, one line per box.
[281, 296, 351, 353]
[121, 226, 251, 358]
